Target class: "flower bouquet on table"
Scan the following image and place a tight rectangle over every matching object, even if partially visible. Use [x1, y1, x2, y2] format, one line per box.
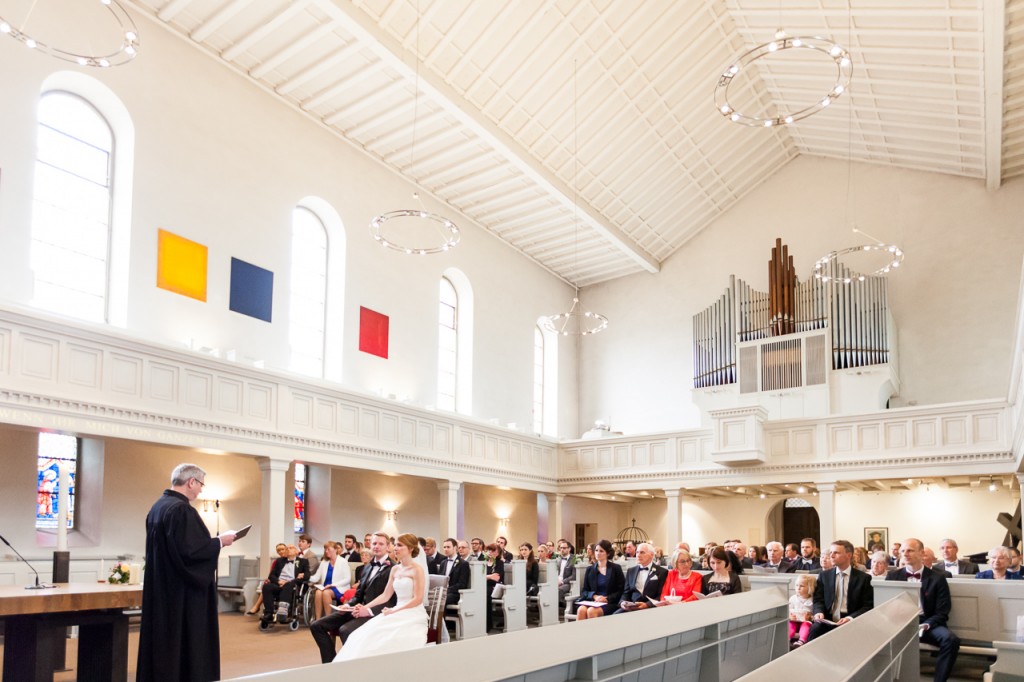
[108, 562, 131, 584]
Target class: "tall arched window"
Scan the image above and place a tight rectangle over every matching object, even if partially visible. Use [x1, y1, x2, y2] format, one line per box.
[30, 92, 113, 323]
[437, 277, 458, 412]
[289, 206, 328, 377]
[533, 325, 545, 434]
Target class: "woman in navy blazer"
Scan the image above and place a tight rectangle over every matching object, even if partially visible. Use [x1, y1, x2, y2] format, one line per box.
[576, 539, 625, 620]
[975, 546, 1022, 580]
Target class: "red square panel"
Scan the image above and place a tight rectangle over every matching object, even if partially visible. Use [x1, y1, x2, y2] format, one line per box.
[359, 306, 389, 359]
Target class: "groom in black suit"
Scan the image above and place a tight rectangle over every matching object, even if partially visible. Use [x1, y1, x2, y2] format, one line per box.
[807, 540, 874, 642]
[309, 532, 397, 663]
[614, 543, 667, 613]
[887, 538, 960, 682]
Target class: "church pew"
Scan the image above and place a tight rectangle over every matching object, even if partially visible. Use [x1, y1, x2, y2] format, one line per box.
[873, 578, 1024, 656]
[444, 560, 486, 640]
[562, 561, 590, 621]
[492, 560, 526, 632]
[226, 584, 791, 682]
[984, 641, 1024, 682]
[736, 590, 922, 681]
[527, 560, 558, 627]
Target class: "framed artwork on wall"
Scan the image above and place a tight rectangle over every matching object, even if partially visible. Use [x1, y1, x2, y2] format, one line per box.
[864, 527, 887, 550]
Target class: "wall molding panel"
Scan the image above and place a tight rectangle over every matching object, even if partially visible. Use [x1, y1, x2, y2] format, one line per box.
[0, 306, 1014, 493]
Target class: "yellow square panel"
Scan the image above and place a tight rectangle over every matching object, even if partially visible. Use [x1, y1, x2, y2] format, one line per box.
[157, 229, 208, 302]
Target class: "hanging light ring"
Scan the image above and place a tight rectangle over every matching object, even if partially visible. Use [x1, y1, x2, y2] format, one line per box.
[715, 34, 852, 127]
[541, 297, 609, 337]
[813, 243, 904, 282]
[370, 209, 460, 255]
[0, 0, 140, 68]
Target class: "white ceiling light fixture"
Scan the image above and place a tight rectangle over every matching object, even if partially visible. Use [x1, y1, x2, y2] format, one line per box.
[716, 30, 851, 128]
[368, 2, 459, 256]
[542, 60, 608, 338]
[0, 0, 140, 68]
[813, 2, 905, 284]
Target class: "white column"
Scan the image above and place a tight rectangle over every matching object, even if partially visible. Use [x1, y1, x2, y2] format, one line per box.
[664, 488, 683, 547]
[438, 481, 462, 540]
[546, 493, 565, 543]
[817, 482, 837, 546]
[258, 458, 291, 575]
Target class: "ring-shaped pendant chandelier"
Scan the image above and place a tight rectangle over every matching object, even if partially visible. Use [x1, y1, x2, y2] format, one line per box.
[716, 33, 852, 128]
[370, 209, 460, 255]
[813, 244, 904, 283]
[0, 0, 139, 68]
[542, 296, 609, 337]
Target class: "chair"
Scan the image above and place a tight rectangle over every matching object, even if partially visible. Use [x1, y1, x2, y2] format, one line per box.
[258, 581, 310, 632]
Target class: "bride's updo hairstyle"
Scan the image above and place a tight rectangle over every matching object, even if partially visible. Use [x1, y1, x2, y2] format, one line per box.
[397, 533, 420, 557]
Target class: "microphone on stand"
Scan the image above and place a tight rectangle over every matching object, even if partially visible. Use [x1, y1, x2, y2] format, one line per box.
[0, 532, 55, 589]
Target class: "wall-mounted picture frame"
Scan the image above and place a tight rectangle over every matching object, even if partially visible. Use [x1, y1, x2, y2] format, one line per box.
[864, 527, 888, 550]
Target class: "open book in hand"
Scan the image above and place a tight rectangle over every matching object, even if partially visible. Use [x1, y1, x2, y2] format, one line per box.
[647, 597, 668, 607]
[330, 603, 354, 612]
[231, 524, 252, 540]
[575, 600, 607, 608]
[693, 590, 722, 600]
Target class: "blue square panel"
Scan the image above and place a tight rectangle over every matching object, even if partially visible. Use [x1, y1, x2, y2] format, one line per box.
[229, 257, 274, 322]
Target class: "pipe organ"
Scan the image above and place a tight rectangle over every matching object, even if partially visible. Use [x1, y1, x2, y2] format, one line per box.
[693, 239, 896, 413]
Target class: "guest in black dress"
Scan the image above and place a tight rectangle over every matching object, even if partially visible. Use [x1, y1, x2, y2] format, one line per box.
[576, 539, 625, 620]
[702, 546, 742, 596]
[520, 543, 539, 596]
[484, 543, 505, 631]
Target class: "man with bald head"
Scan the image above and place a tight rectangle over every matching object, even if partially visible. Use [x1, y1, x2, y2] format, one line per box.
[887, 538, 959, 681]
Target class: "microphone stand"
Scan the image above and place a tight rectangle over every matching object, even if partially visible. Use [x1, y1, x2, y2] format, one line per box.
[0, 533, 55, 589]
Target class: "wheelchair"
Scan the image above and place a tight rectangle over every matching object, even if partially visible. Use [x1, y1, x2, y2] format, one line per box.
[258, 580, 314, 632]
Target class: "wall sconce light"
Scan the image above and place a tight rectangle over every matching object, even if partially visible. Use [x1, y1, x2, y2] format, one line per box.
[200, 499, 220, 513]
[386, 510, 399, 522]
[498, 517, 510, 527]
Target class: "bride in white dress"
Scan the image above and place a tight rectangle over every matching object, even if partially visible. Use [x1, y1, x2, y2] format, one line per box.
[334, 533, 427, 662]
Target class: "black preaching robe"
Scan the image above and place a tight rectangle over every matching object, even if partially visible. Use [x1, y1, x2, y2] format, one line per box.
[137, 489, 222, 682]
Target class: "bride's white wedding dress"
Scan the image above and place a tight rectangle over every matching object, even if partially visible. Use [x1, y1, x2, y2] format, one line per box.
[333, 571, 427, 662]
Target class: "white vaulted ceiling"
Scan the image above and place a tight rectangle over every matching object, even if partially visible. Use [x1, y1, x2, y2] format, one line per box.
[128, 0, 1024, 286]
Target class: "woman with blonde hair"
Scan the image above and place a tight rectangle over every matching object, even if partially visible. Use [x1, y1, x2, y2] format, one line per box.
[660, 549, 702, 603]
[334, 533, 427, 661]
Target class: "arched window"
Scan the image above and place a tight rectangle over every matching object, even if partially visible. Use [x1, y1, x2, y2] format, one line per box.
[30, 92, 113, 322]
[438, 268, 473, 414]
[533, 326, 545, 434]
[289, 207, 328, 377]
[437, 277, 458, 412]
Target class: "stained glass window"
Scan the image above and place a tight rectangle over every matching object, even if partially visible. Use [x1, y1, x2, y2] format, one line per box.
[294, 463, 306, 534]
[36, 433, 78, 529]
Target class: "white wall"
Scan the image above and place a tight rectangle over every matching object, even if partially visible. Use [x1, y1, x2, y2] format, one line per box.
[579, 157, 1024, 434]
[0, 15, 577, 438]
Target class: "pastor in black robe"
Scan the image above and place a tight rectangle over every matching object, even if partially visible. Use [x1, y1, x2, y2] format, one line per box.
[137, 489, 223, 682]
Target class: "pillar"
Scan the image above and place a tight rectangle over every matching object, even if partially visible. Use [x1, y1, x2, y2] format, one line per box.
[438, 481, 462, 540]
[817, 482, 837, 547]
[258, 458, 291, 575]
[664, 488, 683, 547]
[546, 493, 565, 543]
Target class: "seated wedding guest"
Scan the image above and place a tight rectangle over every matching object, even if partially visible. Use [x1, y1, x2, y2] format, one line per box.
[976, 546, 1023, 580]
[654, 546, 666, 565]
[536, 543, 551, 563]
[309, 541, 351, 620]
[496, 536, 514, 562]
[660, 549, 702, 603]
[788, 538, 821, 572]
[556, 540, 576, 604]
[576, 539, 625, 620]
[246, 543, 288, 615]
[484, 543, 505, 631]
[789, 574, 815, 648]
[298, 534, 320, 576]
[807, 541, 874, 643]
[585, 543, 597, 564]
[935, 538, 978, 575]
[613, 543, 666, 613]
[819, 549, 834, 572]
[422, 537, 442, 574]
[748, 545, 767, 566]
[702, 547, 742, 596]
[923, 548, 951, 578]
[734, 542, 753, 570]
[520, 543, 539, 596]
[260, 544, 309, 625]
[1008, 547, 1022, 576]
[338, 534, 359, 561]
[622, 541, 638, 559]
[870, 551, 891, 577]
[761, 541, 790, 572]
[889, 541, 902, 566]
[785, 543, 800, 563]
[353, 547, 372, 586]
[853, 546, 870, 572]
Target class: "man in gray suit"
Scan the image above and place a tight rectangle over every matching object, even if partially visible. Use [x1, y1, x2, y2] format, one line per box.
[555, 539, 576, 603]
[934, 538, 978, 576]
